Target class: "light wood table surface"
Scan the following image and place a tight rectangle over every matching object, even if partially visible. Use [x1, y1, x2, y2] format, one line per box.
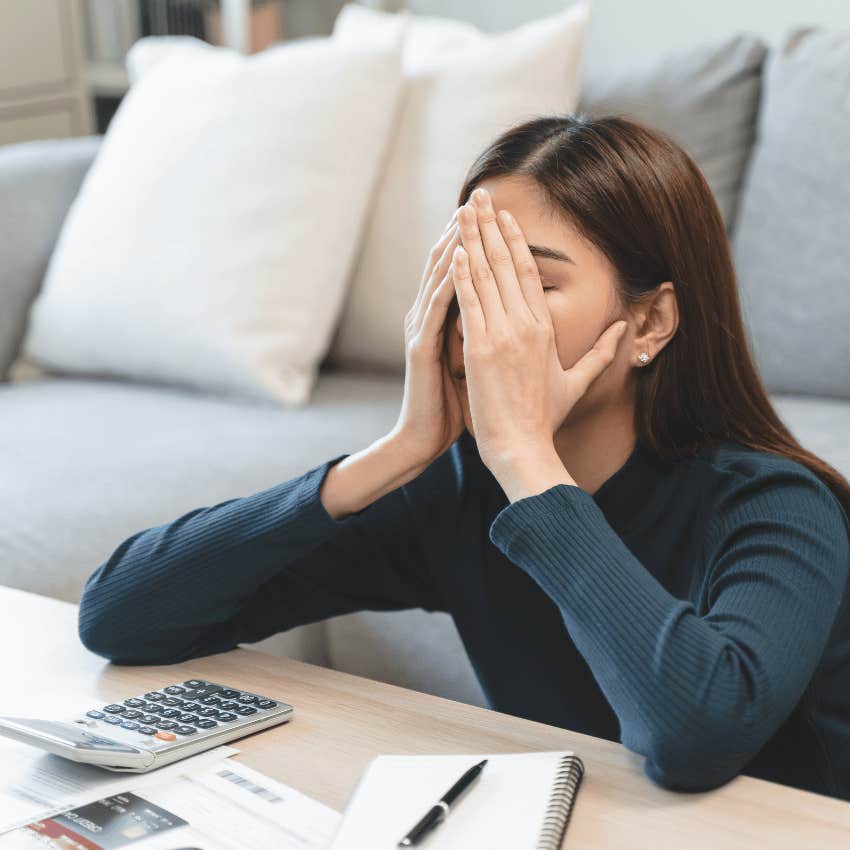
[2, 585, 849, 848]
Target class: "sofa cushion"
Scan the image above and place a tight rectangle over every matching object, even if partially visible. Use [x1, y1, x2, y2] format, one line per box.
[732, 28, 850, 399]
[327, 609, 488, 708]
[771, 394, 850, 476]
[0, 367, 404, 607]
[325, 2, 588, 373]
[577, 33, 767, 232]
[19, 33, 406, 406]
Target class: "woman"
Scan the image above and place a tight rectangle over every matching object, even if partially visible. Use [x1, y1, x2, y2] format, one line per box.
[78, 115, 850, 801]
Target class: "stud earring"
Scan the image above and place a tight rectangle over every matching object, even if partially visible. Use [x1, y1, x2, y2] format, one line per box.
[638, 352, 651, 365]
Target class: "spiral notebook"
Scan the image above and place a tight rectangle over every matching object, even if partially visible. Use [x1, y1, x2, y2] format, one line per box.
[329, 750, 584, 849]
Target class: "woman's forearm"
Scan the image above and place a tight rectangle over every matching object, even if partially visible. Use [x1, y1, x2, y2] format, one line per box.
[78, 433, 431, 664]
[319, 431, 430, 520]
[489, 478, 848, 791]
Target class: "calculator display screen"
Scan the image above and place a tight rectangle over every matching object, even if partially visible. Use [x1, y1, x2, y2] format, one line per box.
[8, 720, 140, 753]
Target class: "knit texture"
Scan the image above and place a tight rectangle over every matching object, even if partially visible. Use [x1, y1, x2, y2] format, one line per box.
[78, 431, 850, 800]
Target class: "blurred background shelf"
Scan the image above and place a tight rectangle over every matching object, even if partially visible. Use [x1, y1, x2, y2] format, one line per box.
[0, 0, 94, 145]
[5, 0, 850, 142]
[86, 61, 131, 97]
[81, 0, 343, 129]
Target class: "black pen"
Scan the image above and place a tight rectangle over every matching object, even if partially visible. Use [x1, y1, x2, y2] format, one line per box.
[397, 759, 488, 847]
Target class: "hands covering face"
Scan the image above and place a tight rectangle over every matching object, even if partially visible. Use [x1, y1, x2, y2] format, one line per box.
[450, 186, 627, 466]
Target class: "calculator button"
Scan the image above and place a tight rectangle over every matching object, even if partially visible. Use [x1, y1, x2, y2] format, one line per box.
[218, 689, 240, 699]
[104, 716, 122, 725]
[160, 697, 181, 707]
[195, 719, 217, 729]
[183, 680, 206, 688]
[236, 705, 258, 716]
[219, 701, 240, 711]
[159, 708, 181, 718]
[141, 714, 158, 724]
[200, 696, 223, 706]
[86, 710, 105, 720]
[181, 702, 201, 712]
[237, 694, 258, 704]
[142, 703, 162, 714]
[103, 704, 124, 713]
[216, 712, 237, 722]
[120, 709, 142, 719]
[155, 731, 177, 741]
[164, 686, 187, 695]
[139, 725, 156, 735]
[120, 720, 140, 730]
[185, 685, 224, 700]
[144, 692, 165, 701]
[179, 714, 199, 724]
[256, 700, 277, 709]
[123, 698, 146, 708]
[176, 725, 197, 735]
[155, 720, 177, 730]
[197, 707, 218, 717]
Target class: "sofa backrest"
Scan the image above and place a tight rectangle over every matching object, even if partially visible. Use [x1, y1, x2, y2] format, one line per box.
[0, 135, 102, 381]
[731, 27, 850, 400]
[577, 33, 766, 234]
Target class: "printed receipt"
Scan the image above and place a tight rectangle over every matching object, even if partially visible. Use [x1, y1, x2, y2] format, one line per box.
[0, 739, 239, 834]
[0, 758, 340, 850]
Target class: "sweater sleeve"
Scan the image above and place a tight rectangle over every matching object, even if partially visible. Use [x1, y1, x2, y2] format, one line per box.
[78, 453, 441, 665]
[488, 467, 850, 792]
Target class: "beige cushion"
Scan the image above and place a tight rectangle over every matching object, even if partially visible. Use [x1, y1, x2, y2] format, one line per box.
[325, 2, 589, 372]
[21, 33, 406, 405]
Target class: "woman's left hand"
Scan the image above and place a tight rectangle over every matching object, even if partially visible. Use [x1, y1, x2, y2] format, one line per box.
[451, 187, 628, 473]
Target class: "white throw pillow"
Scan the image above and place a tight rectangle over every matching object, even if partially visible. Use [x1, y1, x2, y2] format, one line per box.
[325, 2, 589, 371]
[125, 34, 211, 85]
[21, 31, 406, 405]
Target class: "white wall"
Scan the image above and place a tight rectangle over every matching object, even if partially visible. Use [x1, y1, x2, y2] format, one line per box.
[405, 0, 849, 74]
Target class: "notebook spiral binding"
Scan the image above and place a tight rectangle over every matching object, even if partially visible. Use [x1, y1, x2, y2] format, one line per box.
[536, 754, 585, 850]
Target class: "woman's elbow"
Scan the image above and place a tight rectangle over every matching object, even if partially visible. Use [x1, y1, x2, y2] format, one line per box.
[640, 727, 752, 792]
[78, 585, 162, 664]
[78, 587, 235, 665]
[77, 605, 148, 664]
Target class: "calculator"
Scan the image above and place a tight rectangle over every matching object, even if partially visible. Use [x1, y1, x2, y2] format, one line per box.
[0, 678, 293, 773]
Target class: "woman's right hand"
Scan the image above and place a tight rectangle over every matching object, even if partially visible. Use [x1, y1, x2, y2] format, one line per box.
[389, 211, 465, 470]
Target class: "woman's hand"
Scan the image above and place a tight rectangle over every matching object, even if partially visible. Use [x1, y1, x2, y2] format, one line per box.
[389, 210, 466, 470]
[451, 187, 627, 472]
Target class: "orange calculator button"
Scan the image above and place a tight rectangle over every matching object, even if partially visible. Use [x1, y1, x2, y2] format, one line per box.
[155, 731, 177, 741]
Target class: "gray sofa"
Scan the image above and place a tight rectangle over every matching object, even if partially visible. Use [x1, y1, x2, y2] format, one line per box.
[1, 27, 848, 710]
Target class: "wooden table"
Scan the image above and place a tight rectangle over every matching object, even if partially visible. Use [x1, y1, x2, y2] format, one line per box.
[3, 585, 849, 848]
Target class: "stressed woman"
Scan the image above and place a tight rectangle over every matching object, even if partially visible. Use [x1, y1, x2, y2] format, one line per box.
[77, 115, 850, 802]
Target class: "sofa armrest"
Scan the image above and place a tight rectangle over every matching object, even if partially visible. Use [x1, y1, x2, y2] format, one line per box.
[0, 134, 103, 380]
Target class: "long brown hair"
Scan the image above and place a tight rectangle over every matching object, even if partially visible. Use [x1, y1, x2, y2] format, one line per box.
[456, 114, 850, 519]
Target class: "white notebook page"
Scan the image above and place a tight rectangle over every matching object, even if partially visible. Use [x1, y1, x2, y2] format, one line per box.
[329, 751, 573, 849]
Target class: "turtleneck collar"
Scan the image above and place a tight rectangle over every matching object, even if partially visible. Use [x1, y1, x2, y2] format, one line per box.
[588, 437, 670, 530]
[460, 429, 670, 532]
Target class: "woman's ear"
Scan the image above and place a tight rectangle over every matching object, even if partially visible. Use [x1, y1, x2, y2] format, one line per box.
[632, 282, 678, 363]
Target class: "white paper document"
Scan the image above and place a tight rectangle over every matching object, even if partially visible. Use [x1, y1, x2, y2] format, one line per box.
[0, 740, 239, 834]
[0, 757, 340, 850]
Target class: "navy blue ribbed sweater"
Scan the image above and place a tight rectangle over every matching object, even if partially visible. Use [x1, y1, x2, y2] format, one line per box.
[77, 431, 850, 800]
